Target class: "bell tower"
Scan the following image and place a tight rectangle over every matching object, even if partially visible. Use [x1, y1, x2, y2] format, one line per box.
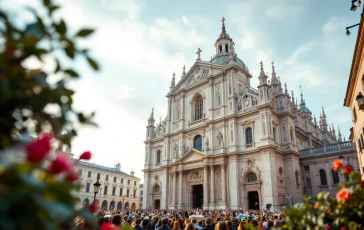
[214, 17, 234, 57]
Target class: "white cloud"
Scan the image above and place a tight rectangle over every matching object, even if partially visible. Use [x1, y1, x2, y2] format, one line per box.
[266, 4, 304, 20]
[285, 40, 315, 65]
[117, 84, 136, 99]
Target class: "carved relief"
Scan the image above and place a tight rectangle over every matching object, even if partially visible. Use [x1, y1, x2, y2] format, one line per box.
[189, 170, 203, 181]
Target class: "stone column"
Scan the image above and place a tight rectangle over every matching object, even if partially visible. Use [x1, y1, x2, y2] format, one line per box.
[171, 172, 176, 208]
[210, 165, 215, 208]
[203, 165, 209, 209]
[221, 163, 227, 206]
[178, 170, 183, 207]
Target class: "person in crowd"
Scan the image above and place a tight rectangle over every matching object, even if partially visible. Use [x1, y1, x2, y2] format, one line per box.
[134, 218, 144, 230]
[157, 217, 171, 230]
[215, 221, 228, 230]
[172, 220, 181, 230]
[112, 215, 122, 227]
[142, 219, 150, 230]
[185, 223, 195, 230]
[203, 218, 214, 230]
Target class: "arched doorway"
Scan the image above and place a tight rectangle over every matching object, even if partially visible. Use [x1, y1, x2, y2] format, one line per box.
[109, 200, 115, 210]
[124, 202, 129, 210]
[131, 202, 136, 211]
[248, 191, 259, 210]
[83, 198, 89, 207]
[192, 185, 203, 208]
[101, 200, 108, 209]
[117, 201, 122, 210]
[154, 199, 160, 209]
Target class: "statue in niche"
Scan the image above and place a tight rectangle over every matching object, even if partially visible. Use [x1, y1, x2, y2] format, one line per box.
[174, 144, 178, 158]
[218, 132, 223, 147]
[205, 138, 209, 151]
[237, 98, 242, 111]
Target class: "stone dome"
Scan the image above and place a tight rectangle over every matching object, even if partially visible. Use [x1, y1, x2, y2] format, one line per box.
[210, 54, 249, 72]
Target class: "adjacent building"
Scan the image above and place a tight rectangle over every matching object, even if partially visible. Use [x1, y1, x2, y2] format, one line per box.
[72, 157, 141, 211]
[142, 18, 350, 210]
[344, 11, 364, 179]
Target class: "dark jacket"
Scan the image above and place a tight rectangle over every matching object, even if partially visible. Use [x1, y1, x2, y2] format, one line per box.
[204, 226, 214, 230]
[156, 226, 171, 230]
[135, 225, 144, 230]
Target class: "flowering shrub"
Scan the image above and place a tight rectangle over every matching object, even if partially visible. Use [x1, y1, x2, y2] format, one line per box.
[281, 160, 364, 230]
[0, 135, 99, 229]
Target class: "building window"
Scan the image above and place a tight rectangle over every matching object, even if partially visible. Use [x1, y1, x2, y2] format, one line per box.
[156, 150, 161, 164]
[112, 187, 116, 196]
[78, 169, 82, 175]
[195, 96, 203, 121]
[121, 178, 124, 184]
[88, 171, 91, 178]
[141, 190, 143, 195]
[247, 173, 257, 182]
[290, 128, 294, 142]
[97, 173, 100, 179]
[304, 165, 310, 172]
[113, 177, 116, 182]
[120, 188, 123, 196]
[246, 128, 253, 144]
[105, 175, 109, 181]
[353, 107, 357, 122]
[306, 178, 311, 188]
[278, 167, 283, 177]
[332, 169, 340, 184]
[86, 183, 90, 193]
[127, 189, 130, 197]
[104, 186, 108, 195]
[319, 169, 327, 185]
[133, 190, 136, 197]
[193, 135, 202, 151]
[127, 179, 130, 185]
[273, 127, 276, 142]
[134, 181, 136, 186]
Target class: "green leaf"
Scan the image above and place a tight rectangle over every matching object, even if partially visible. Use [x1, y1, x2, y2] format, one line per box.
[86, 56, 99, 71]
[65, 45, 75, 59]
[75, 28, 94, 37]
[56, 19, 67, 35]
[43, 0, 51, 6]
[54, 59, 61, 73]
[49, 5, 60, 14]
[64, 69, 79, 77]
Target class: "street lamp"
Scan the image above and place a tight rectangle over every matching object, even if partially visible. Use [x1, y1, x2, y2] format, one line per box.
[93, 179, 101, 214]
[356, 92, 364, 110]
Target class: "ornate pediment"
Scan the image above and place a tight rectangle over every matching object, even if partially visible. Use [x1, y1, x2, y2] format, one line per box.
[176, 149, 207, 164]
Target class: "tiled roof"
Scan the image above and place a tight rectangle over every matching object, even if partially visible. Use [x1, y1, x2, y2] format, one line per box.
[78, 161, 131, 176]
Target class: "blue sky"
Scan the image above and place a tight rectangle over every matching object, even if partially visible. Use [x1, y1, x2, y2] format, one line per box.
[2, 0, 361, 180]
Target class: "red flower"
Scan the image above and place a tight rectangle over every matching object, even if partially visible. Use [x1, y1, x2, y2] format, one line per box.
[344, 165, 353, 174]
[79, 151, 92, 160]
[324, 225, 331, 230]
[341, 227, 347, 230]
[336, 188, 350, 202]
[48, 155, 73, 175]
[101, 222, 119, 230]
[88, 200, 99, 213]
[361, 180, 364, 187]
[25, 133, 53, 163]
[332, 160, 343, 172]
[65, 171, 79, 183]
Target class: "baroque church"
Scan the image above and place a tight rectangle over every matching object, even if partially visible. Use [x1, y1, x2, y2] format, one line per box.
[142, 18, 341, 211]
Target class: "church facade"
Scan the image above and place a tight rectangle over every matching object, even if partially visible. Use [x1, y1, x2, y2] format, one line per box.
[142, 19, 341, 211]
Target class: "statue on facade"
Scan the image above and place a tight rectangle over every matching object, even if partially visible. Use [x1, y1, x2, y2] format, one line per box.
[205, 138, 209, 151]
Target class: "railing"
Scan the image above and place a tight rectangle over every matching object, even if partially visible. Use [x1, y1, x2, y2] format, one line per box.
[299, 141, 355, 158]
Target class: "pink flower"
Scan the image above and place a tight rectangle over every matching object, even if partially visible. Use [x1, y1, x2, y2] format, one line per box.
[48, 155, 73, 175]
[79, 151, 92, 160]
[324, 225, 331, 230]
[101, 222, 119, 230]
[343, 165, 353, 175]
[336, 188, 350, 202]
[25, 133, 53, 163]
[341, 227, 347, 230]
[88, 200, 99, 213]
[332, 160, 343, 172]
[65, 171, 79, 183]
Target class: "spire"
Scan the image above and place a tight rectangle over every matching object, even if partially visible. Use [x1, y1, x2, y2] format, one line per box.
[299, 85, 305, 105]
[271, 61, 279, 84]
[221, 17, 226, 34]
[284, 82, 288, 95]
[321, 106, 327, 129]
[322, 106, 326, 118]
[332, 124, 336, 137]
[258, 61, 268, 85]
[291, 90, 295, 105]
[170, 72, 176, 91]
[182, 65, 186, 76]
[148, 107, 155, 126]
[338, 126, 342, 142]
[314, 115, 317, 126]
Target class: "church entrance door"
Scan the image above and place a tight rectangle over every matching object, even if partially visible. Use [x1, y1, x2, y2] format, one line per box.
[154, 199, 160, 209]
[248, 191, 259, 210]
[192, 184, 203, 208]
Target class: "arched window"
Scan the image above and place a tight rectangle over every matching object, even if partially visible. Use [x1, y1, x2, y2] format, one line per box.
[225, 44, 229, 53]
[194, 135, 202, 151]
[332, 169, 340, 184]
[195, 96, 203, 121]
[279, 167, 283, 177]
[247, 173, 257, 182]
[290, 128, 294, 142]
[219, 45, 222, 53]
[246, 128, 253, 144]
[273, 127, 276, 142]
[295, 170, 300, 187]
[83, 199, 89, 207]
[156, 150, 161, 164]
[319, 169, 327, 185]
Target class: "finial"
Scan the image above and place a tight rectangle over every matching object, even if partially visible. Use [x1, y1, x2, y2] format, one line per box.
[222, 17, 225, 24]
[284, 82, 288, 94]
[173, 71, 175, 77]
[221, 17, 226, 34]
[271, 61, 275, 73]
[182, 65, 186, 76]
[299, 85, 304, 104]
[260, 61, 263, 71]
[196, 48, 202, 60]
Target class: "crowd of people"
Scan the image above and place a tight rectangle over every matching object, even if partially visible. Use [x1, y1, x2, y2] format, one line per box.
[74, 208, 286, 230]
